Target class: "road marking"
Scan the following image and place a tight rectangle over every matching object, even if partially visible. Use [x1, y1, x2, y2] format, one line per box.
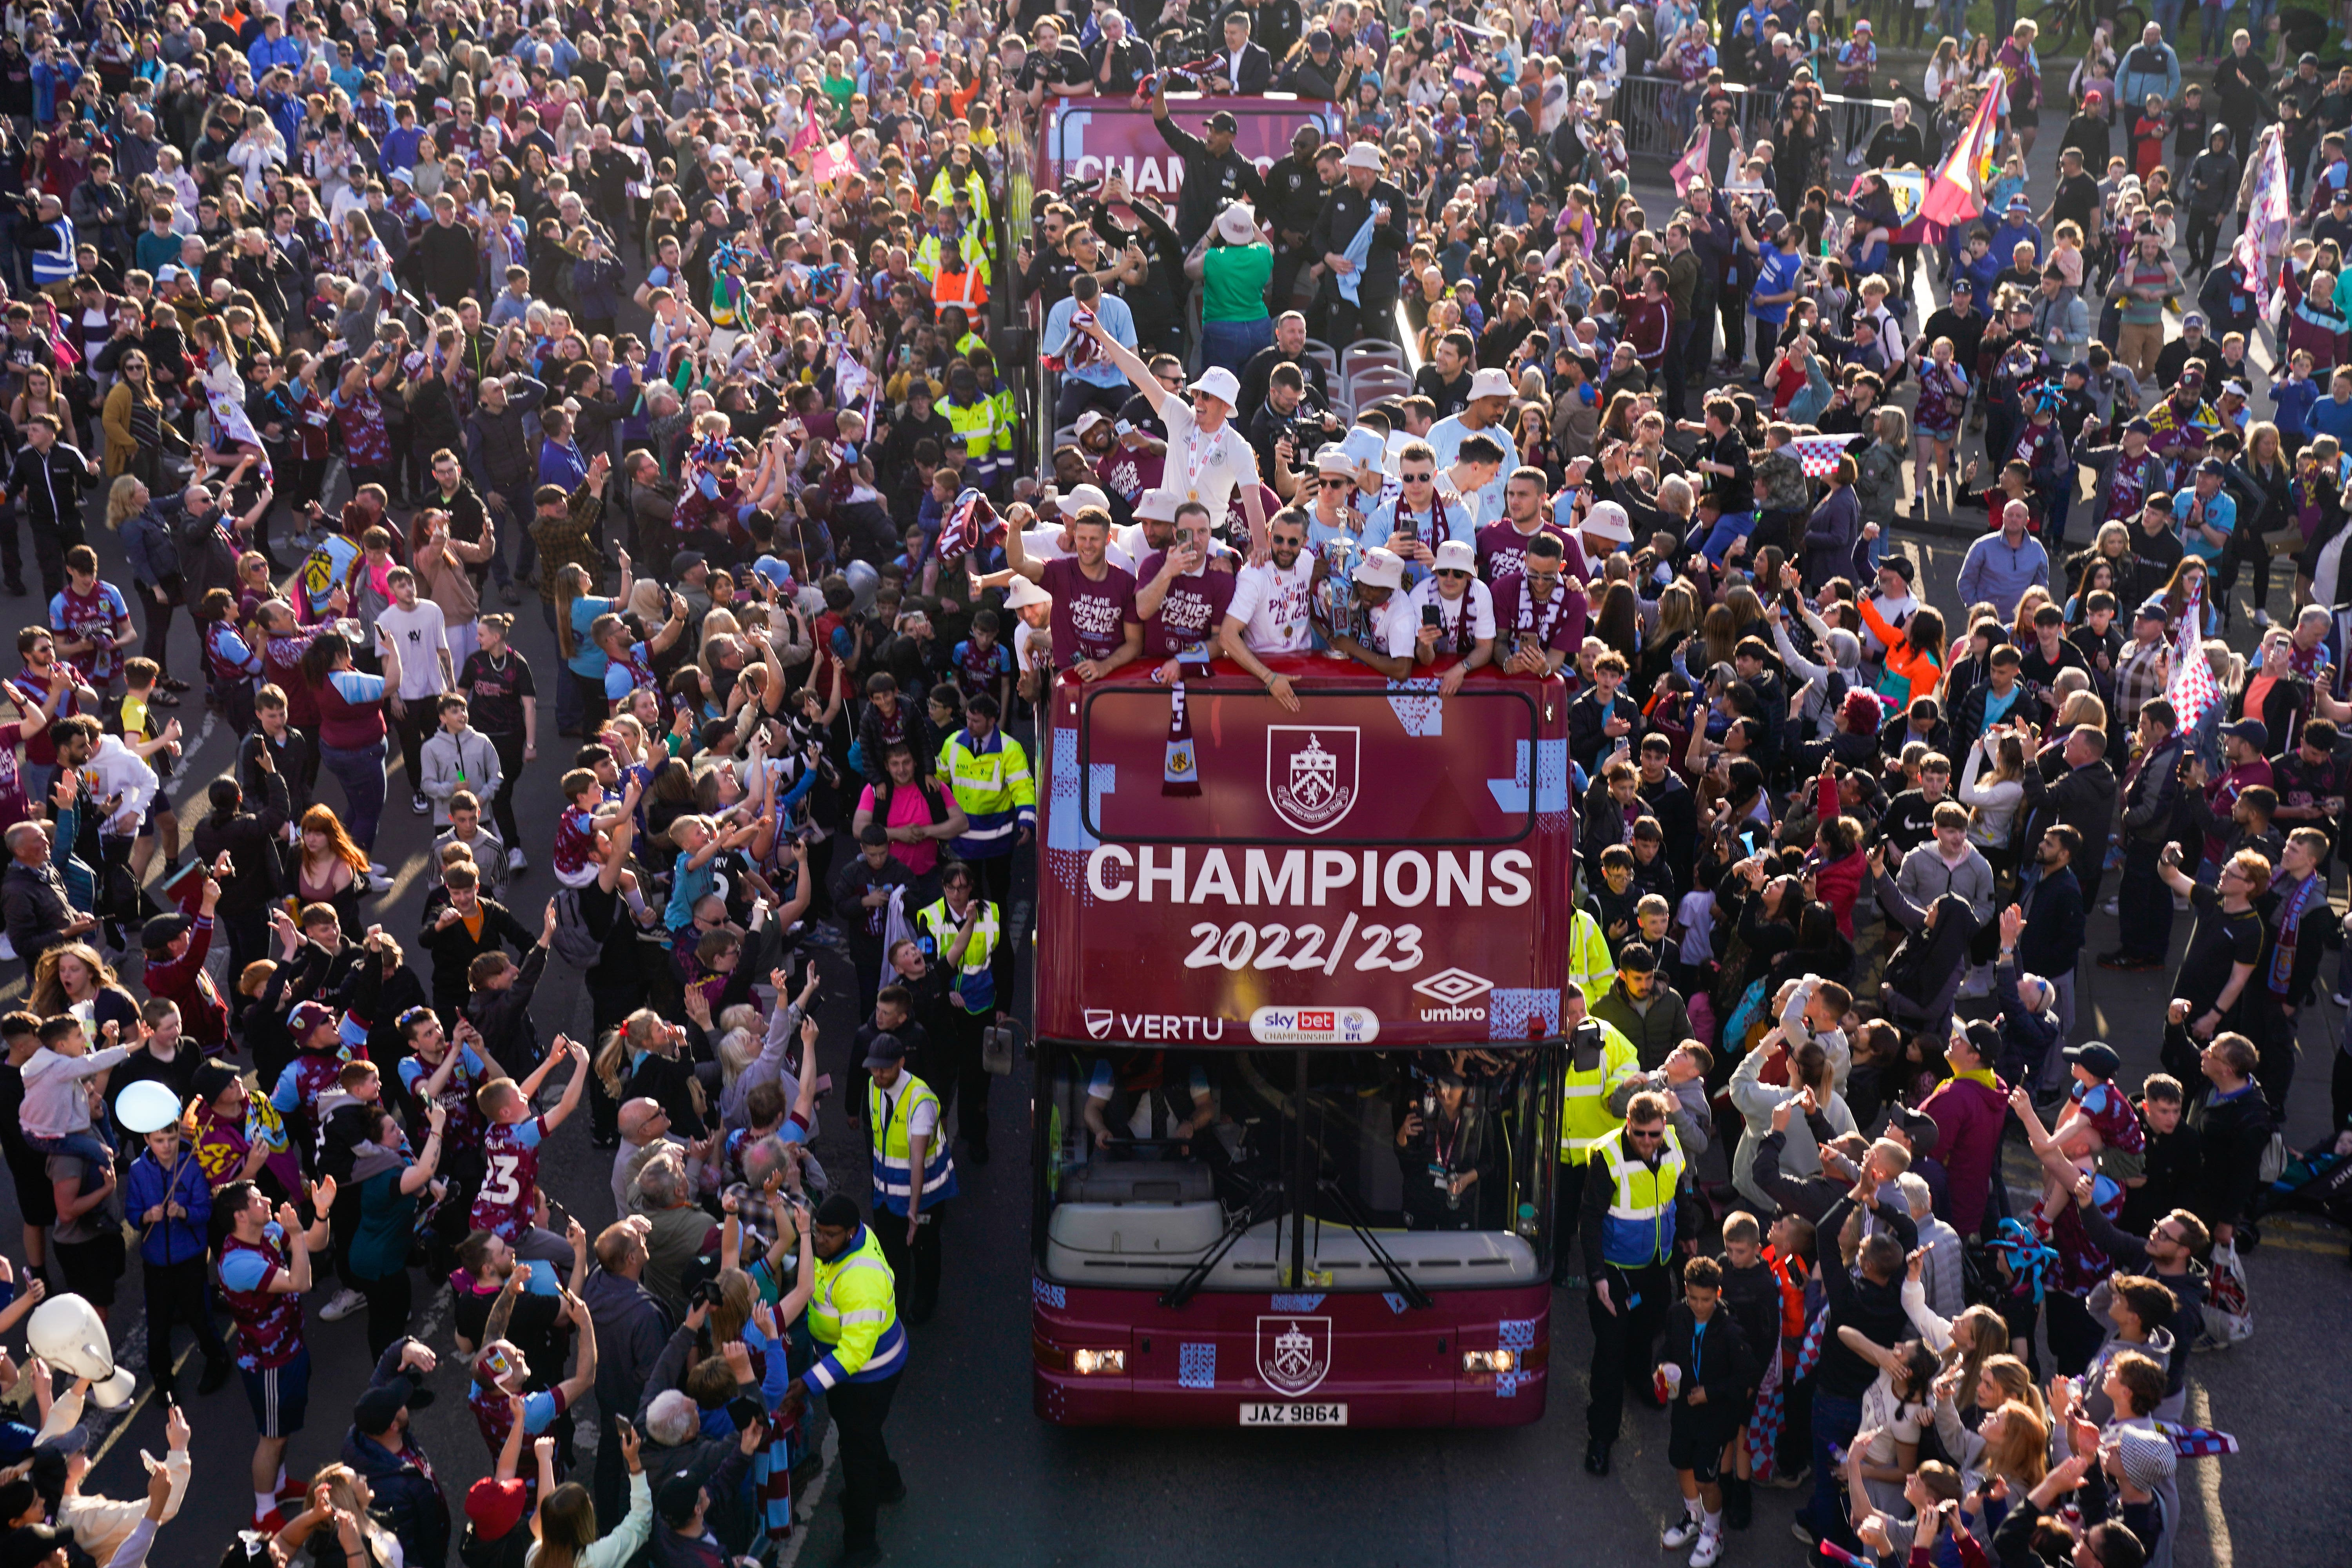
[775, 1423, 838, 1568]
[2186, 1381, 2233, 1568]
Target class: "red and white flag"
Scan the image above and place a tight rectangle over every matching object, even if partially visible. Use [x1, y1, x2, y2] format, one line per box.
[2165, 584, 2221, 734]
[936, 488, 1004, 562]
[1785, 432, 1866, 478]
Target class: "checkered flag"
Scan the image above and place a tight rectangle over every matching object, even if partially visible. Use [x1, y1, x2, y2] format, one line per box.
[2165, 584, 2221, 733]
[1785, 432, 1865, 478]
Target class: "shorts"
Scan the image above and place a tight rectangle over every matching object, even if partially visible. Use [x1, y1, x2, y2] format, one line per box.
[1667, 1408, 1737, 1481]
[1916, 421, 1959, 444]
[138, 786, 175, 838]
[52, 1229, 125, 1307]
[241, 1348, 311, 1440]
[2011, 107, 2039, 130]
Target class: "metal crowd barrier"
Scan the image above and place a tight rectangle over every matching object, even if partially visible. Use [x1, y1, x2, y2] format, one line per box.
[1612, 73, 1905, 168]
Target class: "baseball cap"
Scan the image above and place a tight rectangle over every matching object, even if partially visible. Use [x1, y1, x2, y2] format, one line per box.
[353, 1383, 408, 1436]
[1307, 27, 1334, 48]
[1204, 110, 1239, 132]
[2183, 312, 2208, 329]
[2124, 416, 2156, 435]
[2197, 456, 2228, 477]
[2222, 717, 2269, 750]
[2063, 1041, 2122, 1078]
[670, 550, 706, 579]
[655, 1475, 706, 1530]
[862, 1031, 908, 1070]
[289, 1000, 338, 1038]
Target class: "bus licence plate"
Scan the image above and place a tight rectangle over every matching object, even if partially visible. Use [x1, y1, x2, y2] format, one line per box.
[1240, 1402, 1348, 1425]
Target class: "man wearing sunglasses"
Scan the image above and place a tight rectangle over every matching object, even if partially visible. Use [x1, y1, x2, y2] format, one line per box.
[1368, 438, 1480, 591]
[1490, 531, 1586, 680]
[1405, 538, 1495, 698]
[1221, 508, 1316, 711]
[1579, 1088, 1700, 1478]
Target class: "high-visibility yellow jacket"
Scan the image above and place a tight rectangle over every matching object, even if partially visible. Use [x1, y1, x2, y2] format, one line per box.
[801, 1224, 907, 1391]
[1559, 1016, 1639, 1166]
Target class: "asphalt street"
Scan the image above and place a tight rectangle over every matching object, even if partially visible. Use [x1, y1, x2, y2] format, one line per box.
[1, 136, 2345, 1568]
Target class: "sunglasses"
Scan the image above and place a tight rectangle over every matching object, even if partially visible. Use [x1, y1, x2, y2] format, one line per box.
[1318, 476, 1348, 489]
[1402, 470, 1434, 483]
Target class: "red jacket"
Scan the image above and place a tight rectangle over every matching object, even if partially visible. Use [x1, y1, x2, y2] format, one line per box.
[143, 913, 229, 1054]
[1623, 294, 1673, 370]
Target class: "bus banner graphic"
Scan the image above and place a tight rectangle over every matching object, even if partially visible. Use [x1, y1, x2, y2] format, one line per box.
[1039, 671, 1574, 1045]
[1256, 1316, 1333, 1397]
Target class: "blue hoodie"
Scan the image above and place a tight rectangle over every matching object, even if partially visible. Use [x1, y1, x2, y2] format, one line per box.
[126, 1146, 212, 1267]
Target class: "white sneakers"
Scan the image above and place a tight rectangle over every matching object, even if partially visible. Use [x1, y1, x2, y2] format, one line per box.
[1662, 1514, 1721, 1565]
[318, 1287, 366, 1322]
[507, 846, 528, 872]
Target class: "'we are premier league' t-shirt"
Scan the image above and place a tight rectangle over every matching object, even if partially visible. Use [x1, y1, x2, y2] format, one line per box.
[1041, 555, 1138, 667]
[1134, 552, 1236, 658]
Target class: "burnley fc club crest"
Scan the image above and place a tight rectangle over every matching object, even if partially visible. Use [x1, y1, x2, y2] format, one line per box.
[1266, 727, 1359, 835]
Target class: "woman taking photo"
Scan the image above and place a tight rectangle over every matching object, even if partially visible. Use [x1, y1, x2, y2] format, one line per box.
[300, 627, 402, 866]
[554, 551, 635, 738]
[99, 347, 189, 489]
[346, 1098, 447, 1360]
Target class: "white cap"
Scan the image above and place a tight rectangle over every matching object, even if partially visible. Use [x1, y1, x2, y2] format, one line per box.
[1314, 444, 1356, 475]
[1004, 577, 1052, 609]
[1191, 365, 1243, 407]
[1063, 483, 1113, 516]
[1581, 500, 1633, 544]
[1468, 367, 1516, 401]
[1432, 539, 1477, 574]
[1133, 487, 1181, 521]
[1216, 202, 1261, 245]
[1074, 408, 1109, 437]
[1352, 546, 1406, 590]
[1344, 141, 1385, 171]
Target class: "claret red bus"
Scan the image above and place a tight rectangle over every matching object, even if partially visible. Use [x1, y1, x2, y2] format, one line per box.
[1029, 657, 1574, 1426]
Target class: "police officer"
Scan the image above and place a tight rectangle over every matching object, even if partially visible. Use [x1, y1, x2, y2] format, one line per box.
[913, 860, 1011, 1166]
[1552, 987, 1639, 1289]
[789, 1192, 907, 1568]
[1580, 1091, 1701, 1477]
[864, 1033, 957, 1323]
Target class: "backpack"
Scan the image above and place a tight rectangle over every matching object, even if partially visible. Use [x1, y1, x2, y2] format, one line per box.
[548, 886, 607, 970]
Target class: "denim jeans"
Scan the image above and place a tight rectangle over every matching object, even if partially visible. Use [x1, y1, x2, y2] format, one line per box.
[544, 602, 583, 735]
[319, 736, 388, 851]
[1798, 1390, 1864, 1547]
[1699, 510, 1758, 564]
[2200, 2, 2229, 56]
[1199, 316, 1276, 379]
[2152, 0, 2184, 40]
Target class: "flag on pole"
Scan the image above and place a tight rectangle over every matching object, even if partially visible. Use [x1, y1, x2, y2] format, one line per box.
[1785, 432, 1867, 478]
[790, 99, 825, 156]
[2165, 584, 2221, 734]
[1919, 85, 2002, 234]
[2229, 126, 2293, 318]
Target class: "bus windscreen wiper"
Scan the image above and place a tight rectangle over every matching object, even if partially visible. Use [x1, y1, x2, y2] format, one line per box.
[1316, 1176, 1434, 1311]
[1160, 1179, 1281, 1309]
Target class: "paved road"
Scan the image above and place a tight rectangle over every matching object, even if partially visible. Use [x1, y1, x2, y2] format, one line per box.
[13, 148, 2350, 1568]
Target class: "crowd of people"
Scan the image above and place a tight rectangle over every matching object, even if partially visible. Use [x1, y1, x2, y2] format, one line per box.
[0, 0, 2329, 1566]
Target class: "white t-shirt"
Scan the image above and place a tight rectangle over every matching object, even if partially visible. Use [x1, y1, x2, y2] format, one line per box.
[375, 600, 451, 699]
[1014, 620, 1054, 678]
[1160, 398, 1259, 526]
[1363, 594, 1419, 660]
[877, 1082, 939, 1142]
[1023, 524, 1138, 576]
[1226, 555, 1317, 653]
[1405, 575, 1497, 654]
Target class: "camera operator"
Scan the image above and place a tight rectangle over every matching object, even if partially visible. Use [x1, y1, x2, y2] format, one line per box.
[1249, 361, 1338, 485]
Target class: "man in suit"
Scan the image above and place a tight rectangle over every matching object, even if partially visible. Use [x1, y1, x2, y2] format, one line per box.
[1207, 9, 1275, 94]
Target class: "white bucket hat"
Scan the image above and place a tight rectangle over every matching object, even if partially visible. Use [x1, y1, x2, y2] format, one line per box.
[1352, 546, 1406, 590]
[1191, 366, 1243, 407]
[1344, 141, 1385, 171]
[1432, 539, 1477, 575]
[1468, 367, 1516, 401]
[1004, 577, 1052, 609]
[1216, 202, 1261, 245]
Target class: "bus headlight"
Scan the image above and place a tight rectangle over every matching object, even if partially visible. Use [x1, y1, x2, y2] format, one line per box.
[1461, 1349, 1517, 1375]
[1070, 1348, 1127, 1376]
